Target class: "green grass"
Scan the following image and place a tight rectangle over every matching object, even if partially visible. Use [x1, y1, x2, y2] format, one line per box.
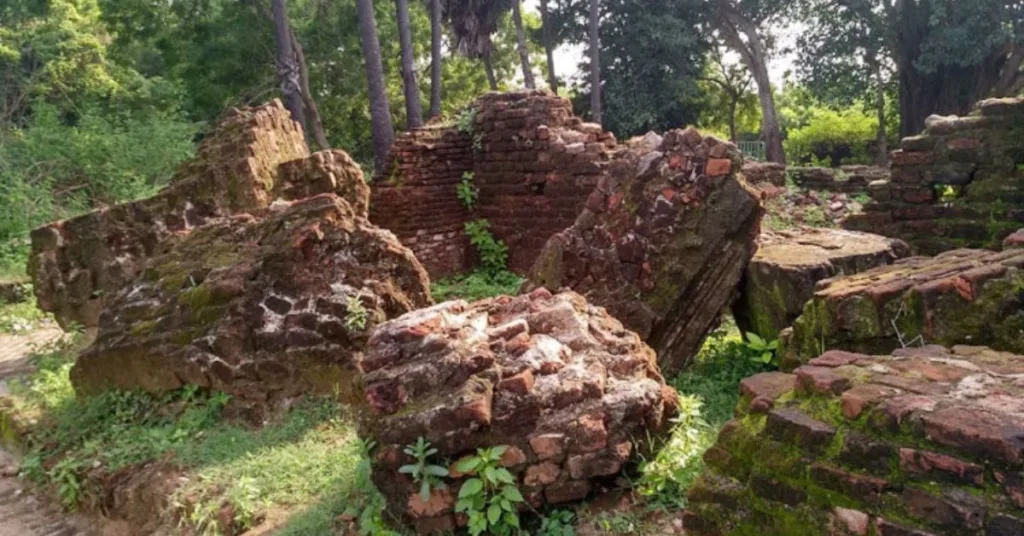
[6, 338, 376, 535]
[0, 299, 48, 334]
[431, 269, 524, 302]
[636, 319, 770, 509]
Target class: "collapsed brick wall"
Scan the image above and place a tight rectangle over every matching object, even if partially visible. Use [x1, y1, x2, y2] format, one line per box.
[473, 92, 617, 273]
[370, 127, 474, 277]
[685, 345, 1024, 536]
[29, 100, 312, 328]
[370, 91, 617, 277]
[789, 165, 887, 194]
[846, 97, 1024, 254]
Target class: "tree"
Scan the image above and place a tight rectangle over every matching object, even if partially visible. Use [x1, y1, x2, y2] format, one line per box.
[711, 0, 787, 164]
[512, 0, 536, 88]
[357, 0, 395, 167]
[588, 0, 602, 124]
[443, 0, 514, 90]
[699, 46, 754, 141]
[538, 0, 558, 92]
[428, 0, 443, 118]
[795, 0, 1024, 138]
[271, 0, 308, 133]
[547, 0, 708, 137]
[395, 0, 424, 128]
[289, 27, 330, 150]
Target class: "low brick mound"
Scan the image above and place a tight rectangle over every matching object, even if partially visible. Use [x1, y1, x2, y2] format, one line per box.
[29, 101, 368, 329]
[789, 166, 888, 194]
[0, 279, 30, 305]
[360, 289, 679, 533]
[72, 193, 431, 407]
[734, 228, 911, 340]
[742, 161, 787, 187]
[524, 128, 763, 374]
[782, 247, 1024, 369]
[685, 344, 1024, 536]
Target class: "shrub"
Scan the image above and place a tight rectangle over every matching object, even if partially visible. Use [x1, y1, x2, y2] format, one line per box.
[784, 106, 878, 166]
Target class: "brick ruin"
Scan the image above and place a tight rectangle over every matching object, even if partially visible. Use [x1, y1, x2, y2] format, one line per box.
[361, 289, 678, 532]
[686, 344, 1024, 536]
[370, 91, 617, 277]
[846, 97, 1024, 254]
[29, 101, 313, 329]
[789, 165, 888, 194]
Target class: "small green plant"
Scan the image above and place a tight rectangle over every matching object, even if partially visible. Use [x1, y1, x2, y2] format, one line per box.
[345, 295, 369, 332]
[935, 184, 961, 203]
[456, 107, 477, 135]
[50, 456, 85, 510]
[465, 220, 509, 276]
[744, 331, 780, 367]
[457, 171, 479, 210]
[802, 204, 830, 227]
[343, 438, 400, 536]
[538, 509, 577, 536]
[431, 270, 524, 303]
[455, 446, 525, 536]
[399, 437, 450, 501]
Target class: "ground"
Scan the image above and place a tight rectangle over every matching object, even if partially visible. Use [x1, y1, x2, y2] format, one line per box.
[0, 327, 90, 536]
[0, 277, 768, 536]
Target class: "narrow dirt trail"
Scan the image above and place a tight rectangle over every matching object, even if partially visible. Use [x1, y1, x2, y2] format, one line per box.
[0, 327, 92, 536]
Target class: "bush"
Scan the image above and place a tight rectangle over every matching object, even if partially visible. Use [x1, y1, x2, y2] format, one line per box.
[0, 102, 198, 249]
[783, 106, 878, 166]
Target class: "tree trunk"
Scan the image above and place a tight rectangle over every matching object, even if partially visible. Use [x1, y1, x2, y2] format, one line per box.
[874, 65, 888, 166]
[289, 27, 329, 150]
[270, 0, 307, 133]
[357, 0, 395, 168]
[395, 0, 423, 129]
[728, 97, 738, 143]
[483, 50, 498, 90]
[714, 0, 784, 164]
[428, 0, 442, 119]
[539, 0, 558, 93]
[512, 0, 536, 89]
[588, 0, 602, 125]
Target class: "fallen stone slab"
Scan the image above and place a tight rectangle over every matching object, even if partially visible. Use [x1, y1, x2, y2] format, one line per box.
[71, 193, 431, 409]
[360, 289, 679, 532]
[734, 228, 910, 341]
[685, 344, 1024, 536]
[781, 247, 1024, 369]
[525, 128, 763, 373]
[29, 101, 366, 329]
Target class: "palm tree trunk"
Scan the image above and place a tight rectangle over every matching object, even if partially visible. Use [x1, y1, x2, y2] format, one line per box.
[289, 27, 329, 150]
[428, 0, 442, 119]
[588, 0, 602, 125]
[539, 0, 557, 93]
[512, 0, 535, 89]
[483, 50, 498, 90]
[270, 0, 307, 133]
[357, 0, 395, 168]
[395, 0, 423, 129]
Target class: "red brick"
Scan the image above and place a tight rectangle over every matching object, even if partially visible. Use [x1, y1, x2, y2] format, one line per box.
[706, 158, 732, 177]
[899, 448, 984, 486]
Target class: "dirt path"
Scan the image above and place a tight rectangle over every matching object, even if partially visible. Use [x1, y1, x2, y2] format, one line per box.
[0, 327, 92, 536]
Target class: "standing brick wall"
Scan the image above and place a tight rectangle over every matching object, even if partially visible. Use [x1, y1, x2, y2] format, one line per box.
[845, 97, 1024, 254]
[370, 126, 474, 278]
[370, 91, 618, 277]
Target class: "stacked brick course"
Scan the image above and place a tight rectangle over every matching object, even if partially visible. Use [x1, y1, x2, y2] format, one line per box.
[846, 98, 1024, 254]
[685, 344, 1024, 536]
[789, 165, 887, 194]
[371, 126, 474, 277]
[370, 91, 617, 276]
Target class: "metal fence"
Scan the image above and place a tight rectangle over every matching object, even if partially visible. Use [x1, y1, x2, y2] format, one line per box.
[737, 140, 766, 161]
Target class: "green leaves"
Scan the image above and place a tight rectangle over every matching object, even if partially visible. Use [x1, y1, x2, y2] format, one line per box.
[744, 331, 780, 367]
[400, 437, 449, 502]
[453, 447, 524, 535]
[464, 220, 509, 277]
